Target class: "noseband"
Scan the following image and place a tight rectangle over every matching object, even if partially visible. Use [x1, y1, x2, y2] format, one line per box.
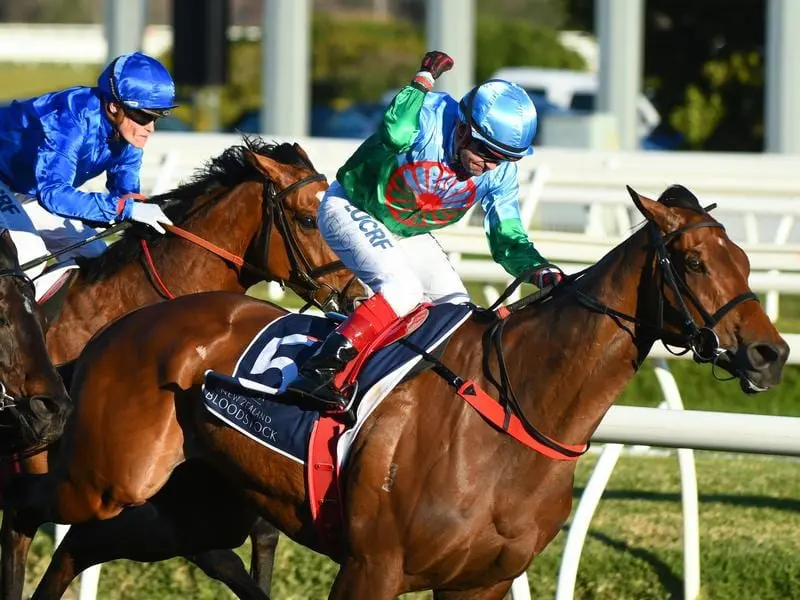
[253, 173, 356, 313]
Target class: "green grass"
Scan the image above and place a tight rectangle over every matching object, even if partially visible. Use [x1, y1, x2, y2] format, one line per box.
[20, 453, 800, 599]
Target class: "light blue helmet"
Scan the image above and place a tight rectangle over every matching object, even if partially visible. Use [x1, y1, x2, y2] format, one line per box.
[97, 52, 177, 112]
[458, 79, 538, 158]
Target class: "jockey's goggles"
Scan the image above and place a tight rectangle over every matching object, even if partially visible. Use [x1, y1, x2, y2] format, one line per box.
[122, 106, 170, 126]
[467, 136, 521, 163]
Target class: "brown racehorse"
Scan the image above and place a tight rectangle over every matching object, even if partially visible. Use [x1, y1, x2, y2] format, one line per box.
[1, 138, 365, 600]
[47, 136, 359, 365]
[0, 230, 69, 456]
[21, 186, 790, 599]
[0, 230, 70, 597]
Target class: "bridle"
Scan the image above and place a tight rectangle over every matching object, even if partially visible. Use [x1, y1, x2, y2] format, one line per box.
[143, 172, 358, 313]
[480, 214, 758, 459]
[573, 218, 758, 366]
[252, 173, 358, 313]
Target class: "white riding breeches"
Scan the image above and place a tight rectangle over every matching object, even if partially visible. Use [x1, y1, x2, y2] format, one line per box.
[0, 181, 107, 298]
[0, 181, 107, 274]
[318, 181, 470, 316]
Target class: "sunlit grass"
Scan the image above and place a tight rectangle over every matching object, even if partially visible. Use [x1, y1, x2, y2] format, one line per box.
[19, 454, 800, 599]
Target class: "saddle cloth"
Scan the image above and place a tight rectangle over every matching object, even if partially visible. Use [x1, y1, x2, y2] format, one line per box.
[203, 302, 474, 464]
[201, 302, 474, 556]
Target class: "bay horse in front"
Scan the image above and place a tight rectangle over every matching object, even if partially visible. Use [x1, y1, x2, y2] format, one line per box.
[24, 185, 788, 599]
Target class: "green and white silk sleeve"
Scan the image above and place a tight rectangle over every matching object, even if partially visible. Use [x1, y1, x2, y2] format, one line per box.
[481, 181, 547, 277]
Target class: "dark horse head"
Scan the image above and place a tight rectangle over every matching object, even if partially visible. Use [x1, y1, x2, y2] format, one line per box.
[76, 136, 365, 314]
[0, 231, 69, 453]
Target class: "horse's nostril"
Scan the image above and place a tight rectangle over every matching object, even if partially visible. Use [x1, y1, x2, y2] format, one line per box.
[746, 342, 784, 369]
[28, 395, 59, 418]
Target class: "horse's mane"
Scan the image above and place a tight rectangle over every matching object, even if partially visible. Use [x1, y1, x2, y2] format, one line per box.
[77, 136, 315, 282]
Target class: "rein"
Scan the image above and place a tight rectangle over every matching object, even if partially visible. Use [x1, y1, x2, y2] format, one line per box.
[410, 215, 758, 461]
[141, 173, 353, 312]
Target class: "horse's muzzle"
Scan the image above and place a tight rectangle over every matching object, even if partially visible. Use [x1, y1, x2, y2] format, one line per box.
[2, 394, 72, 451]
[724, 340, 790, 394]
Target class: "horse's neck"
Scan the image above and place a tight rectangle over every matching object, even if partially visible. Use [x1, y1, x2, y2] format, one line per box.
[502, 232, 656, 447]
[152, 183, 264, 293]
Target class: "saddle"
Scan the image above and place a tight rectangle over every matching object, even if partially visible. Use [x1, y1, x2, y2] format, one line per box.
[203, 302, 475, 427]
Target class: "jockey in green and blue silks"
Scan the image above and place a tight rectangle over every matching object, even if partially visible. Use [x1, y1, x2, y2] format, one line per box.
[289, 50, 564, 411]
[0, 52, 176, 298]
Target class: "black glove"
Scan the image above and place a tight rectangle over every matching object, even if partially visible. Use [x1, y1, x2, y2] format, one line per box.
[531, 266, 564, 289]
[420, 51, 454, 80]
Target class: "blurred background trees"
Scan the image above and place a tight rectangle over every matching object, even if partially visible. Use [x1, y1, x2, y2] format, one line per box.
[0, 0, 771, 151]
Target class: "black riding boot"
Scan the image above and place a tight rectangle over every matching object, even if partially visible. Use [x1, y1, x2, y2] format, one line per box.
[288, 332, 358, 409]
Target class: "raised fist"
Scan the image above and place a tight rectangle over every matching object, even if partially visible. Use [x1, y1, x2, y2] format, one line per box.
[420, 51, 454, 80]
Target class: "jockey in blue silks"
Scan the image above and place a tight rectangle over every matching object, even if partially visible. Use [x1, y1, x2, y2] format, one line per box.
[0, 51, 176, 299]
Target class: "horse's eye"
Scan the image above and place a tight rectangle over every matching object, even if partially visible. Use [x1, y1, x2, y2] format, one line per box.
[297, 215, 317, 230]
[686, 256, 703, 273]
[0, 317, 9, 328]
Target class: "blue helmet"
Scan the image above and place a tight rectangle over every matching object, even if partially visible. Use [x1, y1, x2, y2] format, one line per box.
[458, 79, 538, 158]
[97, 52, 177, 112]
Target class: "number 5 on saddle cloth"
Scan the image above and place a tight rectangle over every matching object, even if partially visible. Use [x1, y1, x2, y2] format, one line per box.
[201, 303, 473, 463]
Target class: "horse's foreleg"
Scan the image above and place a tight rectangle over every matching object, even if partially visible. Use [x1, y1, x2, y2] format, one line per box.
[187, 549, 270, 600]
[31, 504, 165, 600]
[0, 508, 40, 600]
[329, 556, 405, 600]
[248, 516, 280, 596]
[31, 500, 271, 600]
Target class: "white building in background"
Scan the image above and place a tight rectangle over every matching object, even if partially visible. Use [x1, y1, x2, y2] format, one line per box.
[0, 23, 171, 64]
[0, 23, 255, 65]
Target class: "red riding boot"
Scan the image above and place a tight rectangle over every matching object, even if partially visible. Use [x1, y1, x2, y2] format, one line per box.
[288, 293, 399, 410]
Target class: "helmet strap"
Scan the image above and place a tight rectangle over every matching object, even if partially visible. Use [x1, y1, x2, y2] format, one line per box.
[103, 102, 125, 141]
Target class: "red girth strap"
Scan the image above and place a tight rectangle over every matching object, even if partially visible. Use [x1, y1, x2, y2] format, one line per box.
[455, 379, 587, 461]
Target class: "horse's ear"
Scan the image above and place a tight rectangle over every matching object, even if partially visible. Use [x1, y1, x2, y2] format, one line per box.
[245, 151, 290, 186]
[627, 185, 680, 232]
[0, 230, 19, 267]
[292, 143, 314, 168]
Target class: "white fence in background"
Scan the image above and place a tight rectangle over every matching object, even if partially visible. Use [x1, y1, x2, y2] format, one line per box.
[81, 133, 800, 318]
[60, 135, 800, 599]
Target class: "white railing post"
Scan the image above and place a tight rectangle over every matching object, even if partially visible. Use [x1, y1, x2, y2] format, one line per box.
[54, 524, 101, 600]
[765, 213, 794, 321]
[554, 442, 625, 600]
[652, 358, 700, 600]
[549, 353, 701, 600]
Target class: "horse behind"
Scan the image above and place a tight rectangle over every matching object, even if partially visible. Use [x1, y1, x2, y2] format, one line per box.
[2, 138, 365, 600]
[46, 136, 359, 365]
[0, 230, 68, 457]
[24, 185, 789, 598]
